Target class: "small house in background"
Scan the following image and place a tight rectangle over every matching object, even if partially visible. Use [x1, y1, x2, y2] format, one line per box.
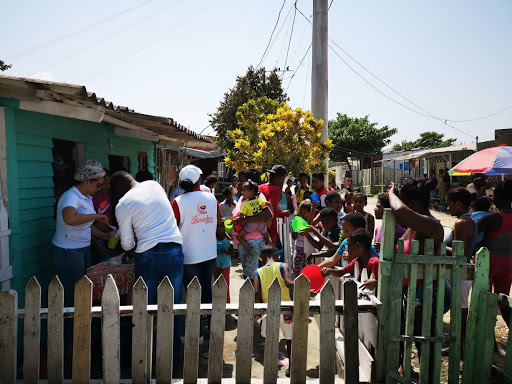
[0, 75, 214, 303]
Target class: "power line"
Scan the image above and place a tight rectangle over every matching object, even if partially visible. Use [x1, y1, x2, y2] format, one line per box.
[274, 5, 296, 70]
[27, 0, 186, 77]
[303, 46, 311, 106]
[199, 123, 212, 135]
[286, 43, 311, 93]
[328, 0, 335, 10]
[295, 6, 510, 132]
[80, 0, 221, 83]
[6, 0, 153, 61]
[256, 0, 288, 70]
[283, 1, 298, 71]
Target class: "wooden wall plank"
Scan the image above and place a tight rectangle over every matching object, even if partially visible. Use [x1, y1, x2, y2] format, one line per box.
[47, 276, 64, 384]
[156, 276, 174, 384]
[102, 275, 120, 384]
[18, 160, 53, 178]
[208, 275, 228, 384]
[290, 275, 310, 384]
[72, 276, 93, 384]
[183, 277, 201, 384]
[0, 289, 18, 384]
[23, 276, 41, 384]
[236, 279, 255, 384]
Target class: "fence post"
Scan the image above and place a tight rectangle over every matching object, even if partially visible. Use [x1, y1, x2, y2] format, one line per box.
[236, 278, 254, 384]
[73, 276, 93, 384]
[102, 275, 120, 384]
[462, 247, 490, 384]
[0, 289, 17, 384]
[447, 241, 464, 383]
[343, 279, 359, 384]
[156, 276, 174, 384]
[132, 277, 149, 384]
[208, 275, 228, 384]
[319, 280, 336, 384]
[263, 278, 281, 384]
[183, 277, 201, 384]
[474, 291, 498, 384]
[290, 274, 310, 384]
[47, 276, 64, 384]
[376, 208, 395, 382]
[24, 276, 41, 384]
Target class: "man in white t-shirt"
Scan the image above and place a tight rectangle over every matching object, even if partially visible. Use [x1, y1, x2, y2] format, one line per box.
[110, 171, 184, 359]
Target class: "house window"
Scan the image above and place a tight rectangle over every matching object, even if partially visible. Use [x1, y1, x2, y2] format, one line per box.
[52, 139, 76, 211]
[137, 152, 148, 171]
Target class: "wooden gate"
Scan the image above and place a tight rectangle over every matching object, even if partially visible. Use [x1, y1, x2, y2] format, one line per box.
[375, 209, 494, 384]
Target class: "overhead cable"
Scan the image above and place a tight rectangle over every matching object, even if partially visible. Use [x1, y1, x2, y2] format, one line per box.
[256, 0, 288, 70]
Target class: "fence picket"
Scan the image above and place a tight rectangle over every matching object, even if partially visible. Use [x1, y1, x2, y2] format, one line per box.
[0, 289, 17, 384]
[208, 275, 228, 384]
[447, 241, 463, 384]
[72, 276, 93, 384]
[183, 277, 201, 384]
[319, 280, 335, 384]
[132, 276, 148, 384]
[102, 275, 120, 384]
[343, 279, 359, 384]
[47, 276, 64, 384]
[462, 247, 490, 384]
[156, 276, 174, 384]
[290, 274, 310, 384]
[475, 291, 498, 384]
[376, 209, 395, 382]
[432, 263, 446, 384]
[24, 276, 41, 384]
[263, 278, 281, 384]
[403, 240, 419, 381]
[236, 278, 254, 384]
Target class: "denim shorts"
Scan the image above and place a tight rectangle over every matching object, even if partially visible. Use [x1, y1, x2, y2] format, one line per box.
[238, 238, 265, 279]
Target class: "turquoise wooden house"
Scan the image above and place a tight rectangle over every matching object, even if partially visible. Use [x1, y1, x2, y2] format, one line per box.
[0, 75, 213, 303]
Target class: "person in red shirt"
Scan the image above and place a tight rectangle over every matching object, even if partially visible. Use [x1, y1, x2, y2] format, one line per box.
[311, 172, 329, 208]
[258, 165, 291, 244]
[320, 229, 379, 291]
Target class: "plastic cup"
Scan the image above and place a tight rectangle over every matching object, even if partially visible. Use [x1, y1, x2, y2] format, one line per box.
[291, 216, 308, 233]
[108, 234, 120, 249]
[299, 265, 325, 292]
[311, 192, 320, 204]
[224, 219, 233, 233]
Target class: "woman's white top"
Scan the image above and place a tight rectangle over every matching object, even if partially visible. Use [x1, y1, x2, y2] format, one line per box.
[52, 186, 96, 249]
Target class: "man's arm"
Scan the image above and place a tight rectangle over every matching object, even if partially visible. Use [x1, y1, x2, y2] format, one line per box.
[234, 206, 272, 225]
[116, 206, 136, 251]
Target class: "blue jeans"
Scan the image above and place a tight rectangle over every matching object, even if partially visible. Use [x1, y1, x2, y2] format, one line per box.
[52, 244, 91, 347]
[238, 238, 265, 279]
[135, 243, 184, 359]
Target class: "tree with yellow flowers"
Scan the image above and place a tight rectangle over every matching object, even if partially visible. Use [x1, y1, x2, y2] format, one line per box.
[225, 97, 332, 175]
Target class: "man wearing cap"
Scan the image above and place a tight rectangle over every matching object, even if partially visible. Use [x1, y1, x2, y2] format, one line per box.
[259, 165, 291, 244]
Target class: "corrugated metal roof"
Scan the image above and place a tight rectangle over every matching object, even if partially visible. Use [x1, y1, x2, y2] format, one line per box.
[378, 143, 476, 162]
[0, 74, 214, 148]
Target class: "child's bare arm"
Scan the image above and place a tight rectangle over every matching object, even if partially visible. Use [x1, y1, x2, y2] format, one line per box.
[318, 252, 342, 268]
[262, 231, 272, 245]
[307, 249, 336, 263]
[254, 273, 262, 303]
[367, 213, 375, 240]
[237, 228, 253, 253]
[360, 278, 378, 291]
[281, 263, 295, 290]
[292, 231, 298, 240]
[304, 225, 337, 249]
[321, 266, 347, 277]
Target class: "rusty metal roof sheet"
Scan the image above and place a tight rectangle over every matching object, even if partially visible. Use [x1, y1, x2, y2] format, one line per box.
[0, 74, 213, 148]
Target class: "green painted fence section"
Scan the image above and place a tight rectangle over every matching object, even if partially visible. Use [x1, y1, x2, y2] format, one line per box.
[493, 294, 512, 384]
[376, 209, 499, 384]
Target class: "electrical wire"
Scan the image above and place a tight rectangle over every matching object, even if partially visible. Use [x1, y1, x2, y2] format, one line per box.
[80, 0, 220, 83]
[6, 0, 153, 61]
[274, 5, 296, 70]
[199, 123, 212, 135]
[328, 0, 334, 10]
[256, 0, 288, 70]
[264, 5, 295, 70]
[27, 0, 186, 77]
[303, 47, 311, 106]
[283, 1, 298, 71]
[286, 43, 311, 93]
[295, 6, 511, 130]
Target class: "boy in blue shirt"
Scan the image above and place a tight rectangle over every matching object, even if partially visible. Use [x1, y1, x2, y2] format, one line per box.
[214, 222, 234, 303]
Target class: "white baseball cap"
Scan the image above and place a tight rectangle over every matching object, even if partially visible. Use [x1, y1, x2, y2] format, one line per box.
[179, 165, 203, 184]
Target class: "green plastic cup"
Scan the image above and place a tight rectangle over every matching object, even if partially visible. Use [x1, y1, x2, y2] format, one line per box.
[291, 216, 308, 233]
[224, 219, 233, 234]
[108, 234, 120, 249]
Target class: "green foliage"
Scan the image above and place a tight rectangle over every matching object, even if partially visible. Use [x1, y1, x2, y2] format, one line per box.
[0, 60, 12, 72]
[225, 97, 332, 175]
[328, 113, 397, 164]
[210, 66, 288, 152]
[391, 131, 456, 152]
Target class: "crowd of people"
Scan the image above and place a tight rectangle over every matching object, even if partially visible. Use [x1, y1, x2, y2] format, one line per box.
[51, 159, 510, 376]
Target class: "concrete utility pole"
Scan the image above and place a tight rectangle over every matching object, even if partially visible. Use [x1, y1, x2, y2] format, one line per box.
[312, 0, 329, 187]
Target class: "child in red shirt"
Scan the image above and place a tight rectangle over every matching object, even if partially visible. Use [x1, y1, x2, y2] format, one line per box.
[321, 228, 379, 291]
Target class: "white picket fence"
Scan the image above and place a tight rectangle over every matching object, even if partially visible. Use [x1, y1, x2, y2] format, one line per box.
[0, 273, 380, 384]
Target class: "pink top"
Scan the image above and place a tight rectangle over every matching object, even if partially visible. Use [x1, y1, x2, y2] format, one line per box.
[232, 195, 269, 244]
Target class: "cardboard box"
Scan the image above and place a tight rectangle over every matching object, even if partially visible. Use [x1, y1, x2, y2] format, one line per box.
[86, 255, 135, 301]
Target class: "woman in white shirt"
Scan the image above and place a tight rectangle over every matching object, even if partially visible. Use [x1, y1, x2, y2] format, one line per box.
[52, 160, 109, 308]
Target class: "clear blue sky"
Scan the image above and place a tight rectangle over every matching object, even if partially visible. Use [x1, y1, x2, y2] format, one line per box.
[2, 0, 511, 146]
